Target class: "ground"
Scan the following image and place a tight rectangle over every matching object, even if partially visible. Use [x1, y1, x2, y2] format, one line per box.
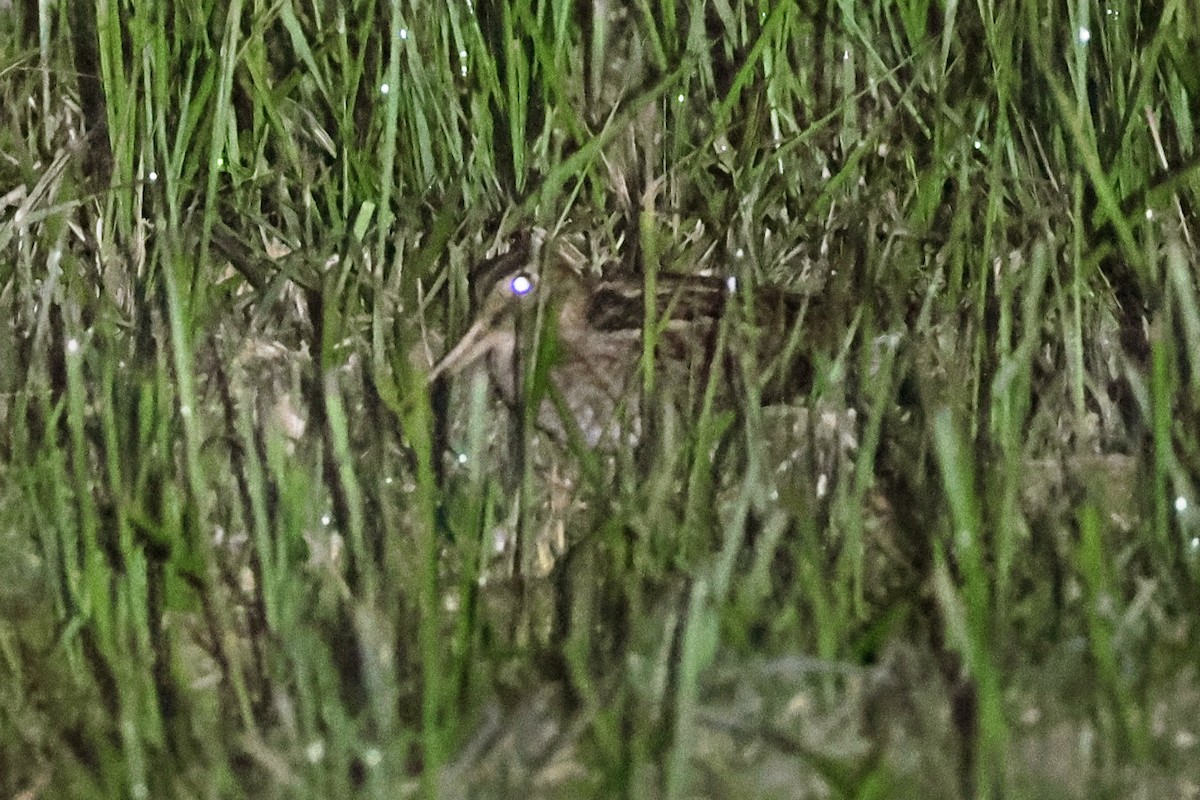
[2, 2, 1200, 798]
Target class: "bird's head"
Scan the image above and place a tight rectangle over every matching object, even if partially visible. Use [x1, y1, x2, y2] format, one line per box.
[427, 232, 590, 383]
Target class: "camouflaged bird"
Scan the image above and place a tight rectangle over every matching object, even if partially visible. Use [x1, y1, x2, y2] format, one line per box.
[428, 230, 840, 446]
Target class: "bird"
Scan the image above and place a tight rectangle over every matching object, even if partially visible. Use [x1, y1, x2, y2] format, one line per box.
[427, 230, 841, 448]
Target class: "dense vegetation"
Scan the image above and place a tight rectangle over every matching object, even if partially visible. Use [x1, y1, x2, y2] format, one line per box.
[3, 1, 1200, 797]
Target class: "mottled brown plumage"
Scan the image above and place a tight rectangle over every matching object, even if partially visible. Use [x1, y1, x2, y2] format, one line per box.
[429, 232, 837, 446]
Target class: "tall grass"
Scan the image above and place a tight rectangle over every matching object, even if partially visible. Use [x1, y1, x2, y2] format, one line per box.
[2, 1, 1200, 797]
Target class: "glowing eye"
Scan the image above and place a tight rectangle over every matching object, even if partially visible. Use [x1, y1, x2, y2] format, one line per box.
[509, 273, 534, 296]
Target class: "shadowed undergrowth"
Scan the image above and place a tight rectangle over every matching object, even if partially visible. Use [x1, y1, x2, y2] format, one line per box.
[3, 1, 1200, 798]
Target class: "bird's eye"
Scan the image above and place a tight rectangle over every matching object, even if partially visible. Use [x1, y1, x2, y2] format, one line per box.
[508, 273, 535, 297]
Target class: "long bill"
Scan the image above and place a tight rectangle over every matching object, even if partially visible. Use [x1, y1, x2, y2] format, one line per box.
[426, 309, 506, 384]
